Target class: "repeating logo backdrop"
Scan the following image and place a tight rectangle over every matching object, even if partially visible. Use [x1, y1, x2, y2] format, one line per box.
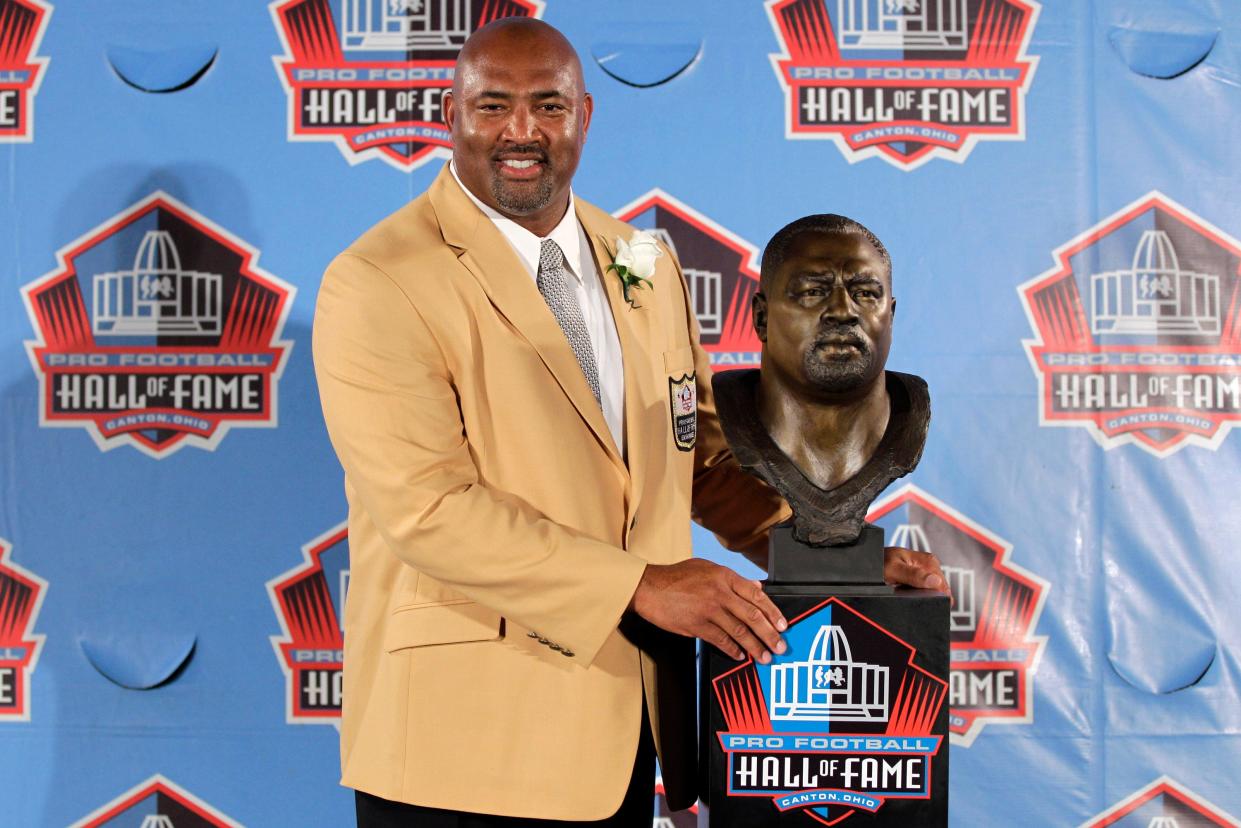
[2, 0, 1239, 825]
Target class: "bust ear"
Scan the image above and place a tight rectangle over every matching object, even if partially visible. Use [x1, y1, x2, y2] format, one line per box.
[752, 292, 768, 342]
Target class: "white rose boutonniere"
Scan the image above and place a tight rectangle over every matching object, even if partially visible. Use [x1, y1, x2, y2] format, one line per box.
[604, 230, 663, 308]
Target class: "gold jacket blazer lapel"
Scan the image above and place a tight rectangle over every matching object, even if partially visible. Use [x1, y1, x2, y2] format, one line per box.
[428, 168, 623, 468]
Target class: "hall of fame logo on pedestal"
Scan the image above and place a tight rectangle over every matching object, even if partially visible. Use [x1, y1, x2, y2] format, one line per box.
[766, 0, 1040, 170]
[0, 0, 51, 142]
[1079, 776, 1239, 827]
[21, 193, 295, 458]
[69, 775, 242, 828]
[867, 485, 1047, 746]
[0, 538, 46, 722]
[267, 523, 348, 724]
[270, 0, 543, 171]
[1019, 192, 1241, 456]
[712, 598, 946, 825]
[612, 190, 762, 370]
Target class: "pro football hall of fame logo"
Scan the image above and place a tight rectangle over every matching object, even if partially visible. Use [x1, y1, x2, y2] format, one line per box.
[867, 484, 1048, 746]
[21, 192, 295, 458]
[1020, 192, 1241, 457]
[1079, 776, 1239, 827]
[271, 0, 544, 171]
[612, 190, 762, 370]
[0, 537, 46, 722]
[268, 524, 348, 724]
[766, 0, 1040, 170]
[711, 598, 946, 824]
[0, 0, 51, 142]
[69, 775, 242, 828]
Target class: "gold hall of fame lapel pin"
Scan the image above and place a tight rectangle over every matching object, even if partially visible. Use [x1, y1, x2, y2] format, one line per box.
[669, 373, 697, 452]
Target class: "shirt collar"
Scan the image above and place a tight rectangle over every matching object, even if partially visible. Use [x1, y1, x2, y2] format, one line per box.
[450, 160, 586, 283]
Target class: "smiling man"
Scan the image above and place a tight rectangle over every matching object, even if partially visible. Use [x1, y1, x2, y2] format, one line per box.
[313, 20, 947, 828]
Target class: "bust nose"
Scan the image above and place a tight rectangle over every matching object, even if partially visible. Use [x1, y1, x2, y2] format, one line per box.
[821, 284, 858, 324]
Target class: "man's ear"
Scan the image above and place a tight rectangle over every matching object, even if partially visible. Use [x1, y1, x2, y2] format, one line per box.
[891, 296, 896, 320]
[443, 91, 455, 130]
[752, 292, 768, 343]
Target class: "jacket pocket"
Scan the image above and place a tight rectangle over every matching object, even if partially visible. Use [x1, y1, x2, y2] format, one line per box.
[662, 346, 695, 375]
[383, 600, 503, 653]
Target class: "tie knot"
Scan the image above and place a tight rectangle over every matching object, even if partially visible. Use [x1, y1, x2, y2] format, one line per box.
[539, 238, 565, 275]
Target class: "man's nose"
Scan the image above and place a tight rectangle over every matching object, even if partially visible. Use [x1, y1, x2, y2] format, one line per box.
[501, 108, 539, 144]
[822, 285, 858, 322]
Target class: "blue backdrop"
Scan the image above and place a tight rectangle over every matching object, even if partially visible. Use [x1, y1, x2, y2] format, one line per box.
[2, 0, 1239, 825]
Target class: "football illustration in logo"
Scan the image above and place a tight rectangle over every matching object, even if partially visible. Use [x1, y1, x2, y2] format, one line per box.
[0, 0, 51, 143]
[766, 0, 1040, 170]
[267, 523, 348, 724]
[712, 598, 946, 824]
[0, 537, 46, 722]
[1078, 776, 1239, 827]
[69, 775, 242, 828]
[868, 484, 1048, 746]
[21, 192, 295, 458]
[613, 190, 762, 370]
[1019, 192, 1241, 457]
[270, 0, 544, 171]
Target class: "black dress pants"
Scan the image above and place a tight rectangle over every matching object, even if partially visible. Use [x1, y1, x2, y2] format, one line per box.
[355, 707, 658, 827]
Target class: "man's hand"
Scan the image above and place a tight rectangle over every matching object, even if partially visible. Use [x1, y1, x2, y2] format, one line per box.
[884, 546, 952, 598]
[630, 559, 788, 663]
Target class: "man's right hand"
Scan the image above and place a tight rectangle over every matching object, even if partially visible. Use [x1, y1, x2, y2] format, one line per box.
[629, 559, 788, 664]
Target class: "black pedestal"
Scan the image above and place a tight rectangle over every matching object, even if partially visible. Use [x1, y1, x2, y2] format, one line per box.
[698, 524, 950, 826]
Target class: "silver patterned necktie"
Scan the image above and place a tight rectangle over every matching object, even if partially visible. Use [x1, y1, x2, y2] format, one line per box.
[537, 238, 601, 405]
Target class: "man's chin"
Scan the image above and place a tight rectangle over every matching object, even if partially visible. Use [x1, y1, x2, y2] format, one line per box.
[492, 178, 553, 216]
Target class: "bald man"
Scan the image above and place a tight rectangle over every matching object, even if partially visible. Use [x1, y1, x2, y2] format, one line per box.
[313, 17, 946, 827]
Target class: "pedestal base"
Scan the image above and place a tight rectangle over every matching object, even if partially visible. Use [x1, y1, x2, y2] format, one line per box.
[699, 588, 950, 826]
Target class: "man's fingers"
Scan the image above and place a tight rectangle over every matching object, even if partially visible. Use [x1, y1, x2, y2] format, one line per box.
[747, 579, 788, 633]
[703, 620, 745, 661]
[719, 597, 783, 661]
[884, 548, 952, 597]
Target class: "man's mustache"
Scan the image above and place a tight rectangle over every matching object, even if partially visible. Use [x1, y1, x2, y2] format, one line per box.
[493, 145, 549, 165]
[813, 325, 867, 351]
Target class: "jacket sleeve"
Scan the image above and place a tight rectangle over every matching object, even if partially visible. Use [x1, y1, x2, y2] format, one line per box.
[312, 252, 647, 666]
[669, 258, 792, 570]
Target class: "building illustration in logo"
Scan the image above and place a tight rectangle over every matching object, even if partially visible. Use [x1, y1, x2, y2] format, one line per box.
[0, 538, 46, 722]
[270, 0, 543, 172]
[1078, 776, 1239, 827]
[0, 0, 51, 143]
[92, 231, 223, 338]
[268, 523, 349, 724]
[870, 485, 1048, 747]
[21, 192, 295, 458]
[769, 624, 889, 722]
[838, 0, 969, 51]
[69, 774, 242, 828]
[342, 0, 472, 50]
[766, 0, 1040, 170]
[712, 598, 946, 824]
[613, 190, 762, 370]
[1020, 191, 1241, 456]
[1091, 230, 1220, 338]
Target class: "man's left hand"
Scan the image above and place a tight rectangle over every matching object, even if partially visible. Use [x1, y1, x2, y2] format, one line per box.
[883, 546, 951, 598]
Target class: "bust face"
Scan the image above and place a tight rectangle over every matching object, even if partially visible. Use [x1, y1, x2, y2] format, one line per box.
[756, 230, 893, 398]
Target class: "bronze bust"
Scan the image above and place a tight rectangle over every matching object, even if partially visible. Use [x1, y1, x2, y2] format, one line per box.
[713, 215, 930, 548]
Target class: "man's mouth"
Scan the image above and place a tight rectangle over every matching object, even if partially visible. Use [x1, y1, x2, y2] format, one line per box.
[494, 151, 547, 180]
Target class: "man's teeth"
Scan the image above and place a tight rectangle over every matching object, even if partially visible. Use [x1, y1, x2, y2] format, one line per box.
[502, 159, 539, 169]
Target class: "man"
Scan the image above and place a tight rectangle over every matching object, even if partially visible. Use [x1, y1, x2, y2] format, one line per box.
[313, 19, 946, 826]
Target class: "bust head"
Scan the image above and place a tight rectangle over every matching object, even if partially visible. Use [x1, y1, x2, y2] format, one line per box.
[710, 214, 928, 547]
[754, 215, 894, 403]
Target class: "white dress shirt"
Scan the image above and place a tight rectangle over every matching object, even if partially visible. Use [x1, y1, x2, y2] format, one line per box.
[450, 162, 626, 456]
